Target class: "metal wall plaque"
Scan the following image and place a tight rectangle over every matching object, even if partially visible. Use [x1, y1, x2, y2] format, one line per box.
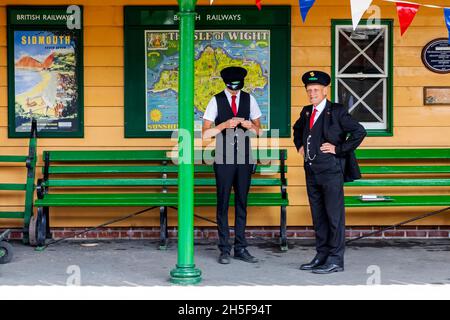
[421, 38, 450, 74]
[424, 87, 450, 105]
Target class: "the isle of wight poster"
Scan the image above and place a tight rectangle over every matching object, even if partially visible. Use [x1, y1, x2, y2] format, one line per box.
[11, 30, 82, 137]
[145, 30, 270, 132]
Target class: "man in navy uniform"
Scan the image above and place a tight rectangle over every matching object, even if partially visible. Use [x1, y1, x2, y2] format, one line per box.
[293, 71, 366, 274]
[203, 66, 262, 265]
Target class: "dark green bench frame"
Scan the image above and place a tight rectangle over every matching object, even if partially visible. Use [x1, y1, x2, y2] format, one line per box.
[0, 120, 37, 244]
[344, 148, 450, 207]
[35, 149, 289, 249]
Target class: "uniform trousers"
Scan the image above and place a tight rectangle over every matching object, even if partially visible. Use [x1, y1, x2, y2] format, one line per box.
[305, 166, 346, 266]
[214, 163, 253, 254]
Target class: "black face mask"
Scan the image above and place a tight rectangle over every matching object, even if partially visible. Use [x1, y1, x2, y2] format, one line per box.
[225, 80, 244, 91]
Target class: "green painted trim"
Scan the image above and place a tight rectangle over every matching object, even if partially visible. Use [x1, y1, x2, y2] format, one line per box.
[345, 195, 450, 207]
[8, 6, 77, 26]
[46, 164, 283, 174]
[356, 148, 450, 159]
[44, 177, 283, 187]
[360, 166, 450, 174]
[23, 126, 37, 233]
[35, 192, 289, 207]
[45, 150, 172, 162]
[0, 212, 25, 219]
[7, 6, 84, 138]
[331, 19, 394, 137]
[44, 149, 287, 162]
[346, 178, 450, 187]
[0, 184, 26, 191]
[0, 156, 28, 162]
[125, 5, 290, 26]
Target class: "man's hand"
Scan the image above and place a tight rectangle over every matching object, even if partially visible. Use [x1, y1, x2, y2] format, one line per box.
[298, 146, 304, 157]
[222, 119, 239, 130]
[241, 120, 253, 130]
[320, 143, 336, 154]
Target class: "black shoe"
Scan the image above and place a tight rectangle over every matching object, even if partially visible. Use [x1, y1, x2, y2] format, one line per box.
[312, 263, 344, 274]
[234, 249, 258, 263]
[218, 252, 230, 264]
[300, 258, 326, 271]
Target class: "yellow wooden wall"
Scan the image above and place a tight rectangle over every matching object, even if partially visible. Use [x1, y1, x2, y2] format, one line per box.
[1, 0, 449, 229]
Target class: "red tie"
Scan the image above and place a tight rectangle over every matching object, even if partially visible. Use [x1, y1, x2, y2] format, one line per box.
[309, 107, 317, 129]
[231, 95, 237, 116]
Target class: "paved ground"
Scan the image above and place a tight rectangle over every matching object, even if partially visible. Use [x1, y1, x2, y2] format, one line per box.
[1, 239, 450, 287]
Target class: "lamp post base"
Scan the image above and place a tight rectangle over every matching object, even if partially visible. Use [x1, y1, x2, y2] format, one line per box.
[170, 265, 202, 285]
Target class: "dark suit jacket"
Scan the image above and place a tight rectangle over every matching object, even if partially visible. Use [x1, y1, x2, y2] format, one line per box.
[293, 100, 367, 182]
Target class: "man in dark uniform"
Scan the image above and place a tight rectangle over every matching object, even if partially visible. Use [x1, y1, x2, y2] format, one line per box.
[202, 66, 262, 265]
[293, 71, 366, 274]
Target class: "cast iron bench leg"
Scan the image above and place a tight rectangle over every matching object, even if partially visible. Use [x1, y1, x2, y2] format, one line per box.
[45, 207, 52, 239]
[159, 206, 168, 250]
[280, 205, 288, 251]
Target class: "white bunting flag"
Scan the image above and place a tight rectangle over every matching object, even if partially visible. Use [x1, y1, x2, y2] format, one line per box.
[350, 0, 373, 30]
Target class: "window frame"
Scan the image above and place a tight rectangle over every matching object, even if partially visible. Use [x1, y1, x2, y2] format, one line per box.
[331, 19, 394, 137]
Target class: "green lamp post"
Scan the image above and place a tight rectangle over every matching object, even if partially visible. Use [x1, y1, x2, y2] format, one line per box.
[170, 0, 202, 285]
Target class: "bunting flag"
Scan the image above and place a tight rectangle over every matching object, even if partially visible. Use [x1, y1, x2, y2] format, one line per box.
[299, 0, 316, 22]
[256, 0, 262, 11]
[350, 0, 373, 30]
[445, 8, 450, 44]
[396, 2, 420, 35]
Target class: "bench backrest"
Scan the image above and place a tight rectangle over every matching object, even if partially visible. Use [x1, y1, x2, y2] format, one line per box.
[348, 148, 450, 187]
[40, 149, 288, 190]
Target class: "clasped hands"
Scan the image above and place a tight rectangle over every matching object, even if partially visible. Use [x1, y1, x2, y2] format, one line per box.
[223, 117, 253, 130]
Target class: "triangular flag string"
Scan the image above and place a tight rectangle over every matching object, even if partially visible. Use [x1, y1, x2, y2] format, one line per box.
[207, 0, 450, 43]
[299, 0, 316, 22]
[256, 0, 262, 11]
[350, 0, 373, 30]
[384, 0, 447, 9]
[445, 8, 450, 44]
[396, 2, 420, 35]
[347, 0, 450, 43]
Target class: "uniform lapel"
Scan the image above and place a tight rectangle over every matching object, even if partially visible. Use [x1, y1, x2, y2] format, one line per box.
[304, 105, 313, 138]
[322, 100, 332, 139]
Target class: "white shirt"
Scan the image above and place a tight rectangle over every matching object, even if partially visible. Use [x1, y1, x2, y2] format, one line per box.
[311, 98, 327, 126]
[203, 90, 262, 122]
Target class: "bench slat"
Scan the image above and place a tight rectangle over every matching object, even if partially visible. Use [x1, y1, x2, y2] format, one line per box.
[35, 193, 288, 207]
[44, 149, 287, 162]
[346, 178, 450, 187]
[46, 150, 172, 162]
[356, 149, 450, 160]
[360, 166, 450, 174]
[0, 211, 25, 219]
[0, 156, 28, 163]
[0, 184, 26, 191]
[46, 165, 283, 175]
[43, 178, 283, 187]
[345, 195, 450, 207]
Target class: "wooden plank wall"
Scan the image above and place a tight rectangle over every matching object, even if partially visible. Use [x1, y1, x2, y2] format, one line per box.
[0, 0, 449, 228]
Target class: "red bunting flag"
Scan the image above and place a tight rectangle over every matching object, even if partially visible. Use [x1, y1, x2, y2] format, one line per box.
[395, 2, 420, 36]
[256, 0, 262, 11]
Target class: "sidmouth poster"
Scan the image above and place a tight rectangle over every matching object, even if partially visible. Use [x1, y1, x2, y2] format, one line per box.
[12, 30, 81, 135]
[145, 30, 270, 132]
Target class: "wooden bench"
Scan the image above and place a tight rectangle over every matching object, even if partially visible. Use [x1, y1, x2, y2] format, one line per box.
[0, 120, 37, 244]
[344, 148, 450, 208]
[35, 149, 289, 249]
